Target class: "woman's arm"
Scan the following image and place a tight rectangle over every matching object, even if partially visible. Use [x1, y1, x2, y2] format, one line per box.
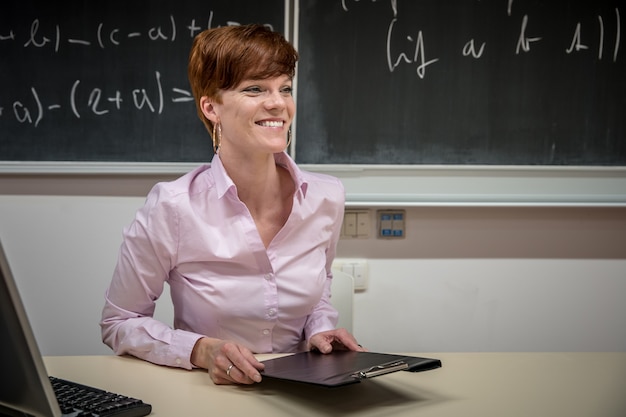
[100, 183, 204, 369]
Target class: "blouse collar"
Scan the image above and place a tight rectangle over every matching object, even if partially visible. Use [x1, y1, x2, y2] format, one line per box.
[211, 151, 308, 200]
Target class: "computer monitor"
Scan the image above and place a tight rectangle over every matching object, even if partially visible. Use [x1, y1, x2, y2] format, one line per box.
[0, 239, 62, 417]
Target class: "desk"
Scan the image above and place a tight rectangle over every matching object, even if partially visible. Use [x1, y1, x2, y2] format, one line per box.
[44, 353, 626, 417]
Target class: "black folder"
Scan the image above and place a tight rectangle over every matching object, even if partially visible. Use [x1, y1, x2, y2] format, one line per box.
[260, 351, 441, 387]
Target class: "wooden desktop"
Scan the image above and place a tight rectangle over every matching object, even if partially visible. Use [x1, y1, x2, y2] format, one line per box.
[44, 352, 626, 417]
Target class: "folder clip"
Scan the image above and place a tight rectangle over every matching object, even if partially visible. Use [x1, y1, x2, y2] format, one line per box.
[351, 360, 409, 379]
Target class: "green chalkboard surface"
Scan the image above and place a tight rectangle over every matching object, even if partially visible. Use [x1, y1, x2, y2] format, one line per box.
[0, 0, 284, 162]
[295, 0, 626, 165]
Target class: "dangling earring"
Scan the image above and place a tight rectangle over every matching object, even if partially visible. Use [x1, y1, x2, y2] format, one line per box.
[286, 128, 292, 149]
[212, 123, 222, 154]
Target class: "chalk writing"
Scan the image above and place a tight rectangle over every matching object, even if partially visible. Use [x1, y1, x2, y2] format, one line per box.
[386, 18, 440, 78]
[342, 0, 622, 79]
[462, 40, 486, 58]
[566, 9, 621, 61]
[2, 12, 273, 52]
[0, 11, 274, 128]
[8, 72, 193, 128]
[515, 14, 542, 54]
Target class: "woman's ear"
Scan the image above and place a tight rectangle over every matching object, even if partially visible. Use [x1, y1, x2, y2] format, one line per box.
[200, 96, 218, 124]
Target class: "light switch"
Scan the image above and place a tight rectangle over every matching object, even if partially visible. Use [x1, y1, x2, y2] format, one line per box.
[343, 212, 357, 236]
[342, 210, 370, 239]
[356, 211, 370, 238]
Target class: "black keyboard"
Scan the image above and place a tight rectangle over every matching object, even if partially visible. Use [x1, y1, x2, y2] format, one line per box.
[49, 376, 152, 417]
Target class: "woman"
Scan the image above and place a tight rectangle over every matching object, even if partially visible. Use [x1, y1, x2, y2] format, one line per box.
[100, 24, 363, 385]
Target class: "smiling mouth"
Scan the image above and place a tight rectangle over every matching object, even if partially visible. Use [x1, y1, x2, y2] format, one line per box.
[256, 120, 284, 127]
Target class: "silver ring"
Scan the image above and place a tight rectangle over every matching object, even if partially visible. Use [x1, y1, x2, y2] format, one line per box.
[226, 364, 234, 377]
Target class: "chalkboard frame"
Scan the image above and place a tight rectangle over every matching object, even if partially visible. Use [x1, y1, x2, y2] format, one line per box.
[1, 159, 624, 207]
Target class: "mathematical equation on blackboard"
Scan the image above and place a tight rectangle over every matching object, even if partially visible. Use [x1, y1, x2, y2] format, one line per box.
[0, 11, 274, 129]
[0, 11, 274, 52]
[7, 72, 192, 128]
[341, 0, 621, 79]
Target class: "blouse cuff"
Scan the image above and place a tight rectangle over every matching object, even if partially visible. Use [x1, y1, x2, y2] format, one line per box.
[303, 316, 336, 343]
[170, 329, 205, 370]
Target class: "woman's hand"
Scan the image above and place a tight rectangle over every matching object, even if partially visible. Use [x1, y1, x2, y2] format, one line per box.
[191, 337, 265, 385]
[308, 328, 367, 354]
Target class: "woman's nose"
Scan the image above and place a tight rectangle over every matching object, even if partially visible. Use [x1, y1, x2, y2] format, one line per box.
[264, 90, 287, 109]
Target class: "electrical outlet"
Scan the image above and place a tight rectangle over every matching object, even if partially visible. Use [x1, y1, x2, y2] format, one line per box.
[332, 258, 368, 291]
[377, 209, 406, 239]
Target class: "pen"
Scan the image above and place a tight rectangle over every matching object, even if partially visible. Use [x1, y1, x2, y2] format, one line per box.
[351, 360, 409, 379]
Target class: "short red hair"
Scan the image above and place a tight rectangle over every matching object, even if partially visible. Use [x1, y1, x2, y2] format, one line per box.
[187, 24, 299, 134]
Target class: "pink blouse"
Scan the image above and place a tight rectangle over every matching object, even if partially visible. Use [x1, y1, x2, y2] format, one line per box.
[100, 152, 343, 369]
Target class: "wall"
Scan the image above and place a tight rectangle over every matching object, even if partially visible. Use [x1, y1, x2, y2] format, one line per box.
[0, 175, 625, 355]
[341, 206, 626, 352]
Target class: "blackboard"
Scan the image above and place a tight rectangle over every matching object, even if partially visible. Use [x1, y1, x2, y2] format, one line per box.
[2, 1, 625, 167]
[0, 0, 284, 162]
[295, 0, 626, 165]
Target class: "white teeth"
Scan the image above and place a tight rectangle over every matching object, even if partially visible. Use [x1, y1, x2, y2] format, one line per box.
[258, 121, 283, 127]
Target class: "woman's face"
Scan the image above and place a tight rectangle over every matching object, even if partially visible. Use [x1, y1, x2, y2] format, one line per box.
[202, 74, 295, 156]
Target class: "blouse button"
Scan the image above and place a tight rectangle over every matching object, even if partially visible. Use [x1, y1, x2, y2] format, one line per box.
[268, 309, 276, 317]
[262, 329, 270, 335]
[264, 274, 272, 280]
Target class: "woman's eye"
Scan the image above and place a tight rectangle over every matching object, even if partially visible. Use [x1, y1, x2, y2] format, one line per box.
[243, 86, 262, 94]
[281, 86, 293, 95]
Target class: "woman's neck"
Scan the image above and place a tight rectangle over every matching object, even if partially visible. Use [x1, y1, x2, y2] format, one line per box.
[220, 150, 283, 208]
[219, 150, 295, 247]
